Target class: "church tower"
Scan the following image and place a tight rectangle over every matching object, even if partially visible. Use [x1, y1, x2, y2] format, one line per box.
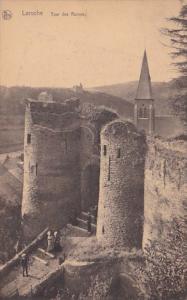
[134, 50, 155, 134]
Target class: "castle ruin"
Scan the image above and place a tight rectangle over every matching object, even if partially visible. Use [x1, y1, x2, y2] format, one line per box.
[22, 97, 117, 239]
[21, 51, 186, 251]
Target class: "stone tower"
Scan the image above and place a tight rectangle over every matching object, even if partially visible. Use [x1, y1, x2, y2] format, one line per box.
[22, 97, 81, 240]
[134, 50, 155, 135]
[96, 120, 146, 249]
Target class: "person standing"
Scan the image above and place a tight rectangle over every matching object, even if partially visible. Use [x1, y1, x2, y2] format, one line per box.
[20, 253, 29, 277]
[54, 230, 62, 252]
[87, 212, 92, 233]
[93, 205, 98, 223]
[47, 230, 54, 252]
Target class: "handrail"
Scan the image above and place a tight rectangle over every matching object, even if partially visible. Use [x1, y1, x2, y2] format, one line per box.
[0, 227, 49, 279]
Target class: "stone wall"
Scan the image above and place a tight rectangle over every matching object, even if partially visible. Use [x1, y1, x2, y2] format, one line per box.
[22, 99, 118, 239]
[79, 104, 118, 211]
[143, 137, 187, 247]
[97, 120, 146, 249]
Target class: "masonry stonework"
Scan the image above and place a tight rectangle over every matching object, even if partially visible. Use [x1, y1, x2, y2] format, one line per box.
[97, 120, 146, 249]
[22, 99, 82, 239]
[143, 137, 187, 248]
[22, 97, 118, 240]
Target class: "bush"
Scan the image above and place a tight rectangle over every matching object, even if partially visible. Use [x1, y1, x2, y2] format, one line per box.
[136, 219, 186, 300]
[79, 274, 113, 300]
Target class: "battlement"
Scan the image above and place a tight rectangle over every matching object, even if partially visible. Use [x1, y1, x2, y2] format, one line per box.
[26, 97, 80, 114]
[101, 120, 140, 140]
[25, 98, 80, 130]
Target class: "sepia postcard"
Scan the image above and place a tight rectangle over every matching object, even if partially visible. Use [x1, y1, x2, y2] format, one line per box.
[0, 0, 186, 299]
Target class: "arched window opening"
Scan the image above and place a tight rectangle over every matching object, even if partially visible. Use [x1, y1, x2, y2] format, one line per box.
[139, 107, 143, 118]
[102, 225, 105, 234]
[144, 107, 148, 118]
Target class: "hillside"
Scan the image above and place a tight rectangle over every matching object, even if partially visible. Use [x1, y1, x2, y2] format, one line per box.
[92, 80, 177, 115]
[0, 86, 133, 153]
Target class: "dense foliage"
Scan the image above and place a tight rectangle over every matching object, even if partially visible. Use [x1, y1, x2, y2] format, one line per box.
[162, 4, 187, 127]
[136, 219, 186, 300]
[0, 197, 21, 263]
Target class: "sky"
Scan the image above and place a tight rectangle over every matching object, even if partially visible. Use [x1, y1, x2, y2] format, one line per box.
[0, 0, 184, 88]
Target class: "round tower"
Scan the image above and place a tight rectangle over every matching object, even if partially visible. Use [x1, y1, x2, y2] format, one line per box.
[22, 100, 40, 239]
[22, 98, 82, 240]
[97, 120, 146, 250]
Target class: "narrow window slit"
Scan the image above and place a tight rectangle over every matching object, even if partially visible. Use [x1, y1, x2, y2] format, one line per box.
[117, 148, 121, 158]
[27, 134, 31, 144]
[108, 156, 111, 181]
[103, 145, 107, 156]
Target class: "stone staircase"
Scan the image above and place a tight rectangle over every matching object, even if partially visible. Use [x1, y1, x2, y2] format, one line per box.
[66, 211, 97, 237]
[0, 247, 61, 299]
[0, 211, 97, 298]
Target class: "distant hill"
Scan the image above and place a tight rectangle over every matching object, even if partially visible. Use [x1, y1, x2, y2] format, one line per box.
[92, 80, 178, 116]
[0, 82, 181, 154]
[0, 86, 133, 153]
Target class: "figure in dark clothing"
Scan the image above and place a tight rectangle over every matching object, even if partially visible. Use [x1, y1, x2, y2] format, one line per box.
[70, 211, 78, 226]
[54, 231, 62, 252]
[58, 253, 66, 265]
[87, 212, 92, 233]
[20, 253, 29, 277]
[93, 205, 98, 223]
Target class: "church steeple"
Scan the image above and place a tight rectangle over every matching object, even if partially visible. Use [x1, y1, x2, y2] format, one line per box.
[134, 50, 155, 135]
[136, 50, 152, 100]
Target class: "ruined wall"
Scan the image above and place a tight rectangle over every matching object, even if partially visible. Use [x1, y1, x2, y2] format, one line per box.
[97, 120, 146, 249]
[22, 99, 119, 238]
[22, 99, 81, 239]
[143, 137, 187, 247]
[80, 104, 118, 211]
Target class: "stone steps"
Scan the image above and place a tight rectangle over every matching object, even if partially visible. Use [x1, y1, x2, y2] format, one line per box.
[81, 211, 97, 224]
[76, 217, 96, 234]
[76, 217, 88, 230]
[0, 257, 53, 298]
[66, 224, 91, 237]
[74, 210, 97, 235]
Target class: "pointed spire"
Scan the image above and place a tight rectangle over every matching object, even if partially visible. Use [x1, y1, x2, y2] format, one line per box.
[136, 50, 153, 100]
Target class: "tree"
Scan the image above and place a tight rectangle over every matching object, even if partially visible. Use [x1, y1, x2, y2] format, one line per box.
[162, 4, 187, 130]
